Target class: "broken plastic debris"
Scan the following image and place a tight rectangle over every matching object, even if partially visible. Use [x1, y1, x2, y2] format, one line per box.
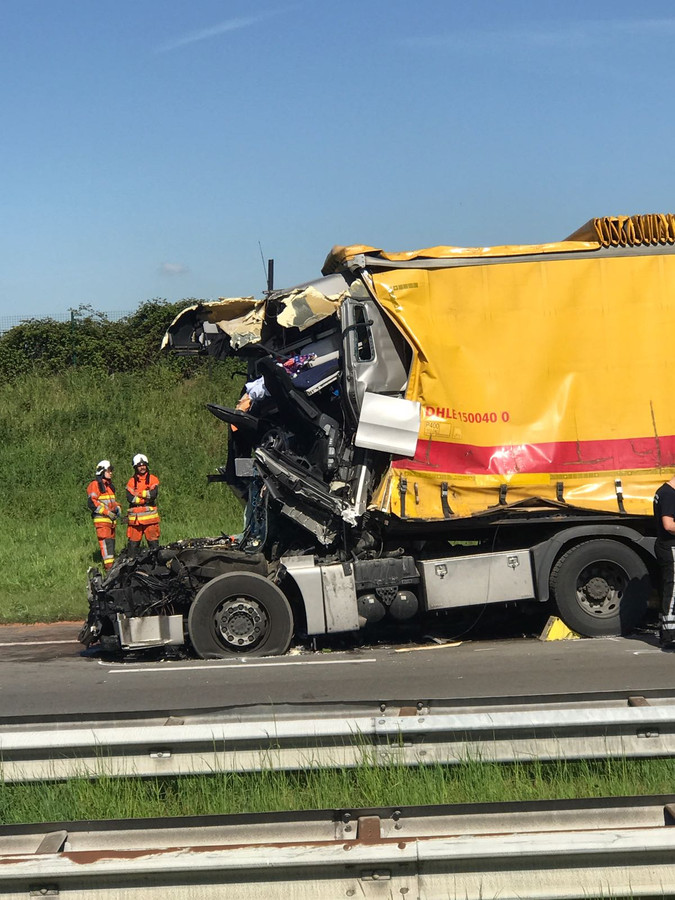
[277, 286, 343, 331]
[341, 506, 359, 526]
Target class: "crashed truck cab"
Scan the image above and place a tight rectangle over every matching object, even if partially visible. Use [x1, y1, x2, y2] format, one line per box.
[83, 217, 675, 657]
[82, 264, 430, 657]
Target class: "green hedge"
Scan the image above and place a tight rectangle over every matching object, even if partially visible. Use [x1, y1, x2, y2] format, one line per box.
[0, 300, 207, 381]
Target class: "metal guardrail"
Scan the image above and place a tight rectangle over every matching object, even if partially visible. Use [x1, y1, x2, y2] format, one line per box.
[1, 692, 675, 782]
[5, 796, 675, 898]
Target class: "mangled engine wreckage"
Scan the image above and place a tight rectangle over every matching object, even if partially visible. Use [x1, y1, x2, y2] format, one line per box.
[82, 214, 675, 657]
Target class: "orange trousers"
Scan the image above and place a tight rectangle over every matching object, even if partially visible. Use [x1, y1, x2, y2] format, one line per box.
[127, 522, 160, 544]
[94, 522, 116, 570]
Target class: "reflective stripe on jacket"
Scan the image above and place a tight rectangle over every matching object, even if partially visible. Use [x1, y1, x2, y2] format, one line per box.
[126, 473, 160, 526]
[87, 477, 120, 524]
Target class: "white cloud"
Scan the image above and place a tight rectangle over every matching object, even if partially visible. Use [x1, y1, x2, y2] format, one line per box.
[156, 10, 285, 53]
[159, 262, 190, 276]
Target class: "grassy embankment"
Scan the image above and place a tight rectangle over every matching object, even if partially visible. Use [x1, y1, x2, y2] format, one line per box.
[1, 756, 674, 824]
[0, 363, 245, 623]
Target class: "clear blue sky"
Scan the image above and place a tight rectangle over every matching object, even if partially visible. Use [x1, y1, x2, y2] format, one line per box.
[2, 0, 674, 318]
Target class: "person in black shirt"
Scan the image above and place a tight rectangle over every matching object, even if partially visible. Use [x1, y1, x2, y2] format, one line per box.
[653, 476, 675, 646]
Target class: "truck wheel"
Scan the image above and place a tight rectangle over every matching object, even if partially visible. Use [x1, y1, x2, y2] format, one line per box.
[187, 572, 293, 658]
[549, 539, 649, 637]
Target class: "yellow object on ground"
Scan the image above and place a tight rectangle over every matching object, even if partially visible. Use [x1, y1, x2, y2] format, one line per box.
[538, 616, 581, 642]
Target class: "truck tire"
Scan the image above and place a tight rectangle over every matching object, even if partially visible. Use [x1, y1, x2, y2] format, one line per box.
[187, 572, 293, 658]
[549, 539, 649, 637]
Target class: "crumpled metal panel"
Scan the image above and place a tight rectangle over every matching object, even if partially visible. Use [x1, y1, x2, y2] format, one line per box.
[161, 297, 262, 351]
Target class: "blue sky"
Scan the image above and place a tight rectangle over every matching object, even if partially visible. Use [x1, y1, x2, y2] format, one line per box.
[2, 0, 675, 318]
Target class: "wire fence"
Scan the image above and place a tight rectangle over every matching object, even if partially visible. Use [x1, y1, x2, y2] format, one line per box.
[0, 310, 133, 336]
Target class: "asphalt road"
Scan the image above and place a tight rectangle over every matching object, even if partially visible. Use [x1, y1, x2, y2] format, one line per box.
[0, 618, 673, 721]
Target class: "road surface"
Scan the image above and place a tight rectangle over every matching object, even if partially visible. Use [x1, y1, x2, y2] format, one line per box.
[0, 619, 672, 720]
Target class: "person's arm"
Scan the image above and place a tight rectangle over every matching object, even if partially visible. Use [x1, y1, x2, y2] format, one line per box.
[662, 515, 675, 536]
[127, 480, 158, 505]
[127, 478, 146, 505]
[89, 484, 117, 519]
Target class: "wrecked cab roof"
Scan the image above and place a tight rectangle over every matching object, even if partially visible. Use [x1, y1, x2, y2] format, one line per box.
[162, 272, 349, 356]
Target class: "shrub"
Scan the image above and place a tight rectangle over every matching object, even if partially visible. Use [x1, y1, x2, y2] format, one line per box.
[0, 300, 209, 382]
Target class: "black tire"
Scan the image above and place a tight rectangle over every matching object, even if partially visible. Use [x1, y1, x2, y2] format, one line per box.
[549, 539, 650, 637]
[187, 572, 293, 659]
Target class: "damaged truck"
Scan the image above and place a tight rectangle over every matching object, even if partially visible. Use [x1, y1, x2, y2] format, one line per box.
[81, 213, 675, 658]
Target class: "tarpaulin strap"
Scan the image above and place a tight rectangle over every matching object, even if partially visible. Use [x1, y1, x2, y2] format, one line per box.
[499, 484, 508, 506]
[441, 482, 453, 518]
[556, 481, 564, 502]
[615, 478, 626, 513]
[399, 477, 408, 518]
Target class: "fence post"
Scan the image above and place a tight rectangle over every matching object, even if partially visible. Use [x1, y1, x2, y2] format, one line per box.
[70, 310, 77, 367]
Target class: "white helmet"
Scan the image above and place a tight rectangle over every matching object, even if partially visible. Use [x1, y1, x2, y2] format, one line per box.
[96, 459, 112, 476]
[132, 453, 149, 468]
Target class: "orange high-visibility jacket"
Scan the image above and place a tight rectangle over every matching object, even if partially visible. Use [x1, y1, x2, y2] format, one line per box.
[87, 477, 121, 526]
[126, 473, 160, 526]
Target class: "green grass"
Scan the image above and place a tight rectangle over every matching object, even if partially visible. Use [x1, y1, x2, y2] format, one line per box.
[0, 756, 673, 824]
[0, 364, 246, 622]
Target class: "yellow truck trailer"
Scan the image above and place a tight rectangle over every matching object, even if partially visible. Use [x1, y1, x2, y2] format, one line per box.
[83, 214, 673, 657]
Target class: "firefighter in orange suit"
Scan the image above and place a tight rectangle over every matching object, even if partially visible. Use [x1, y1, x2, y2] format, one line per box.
[126, 453, 160, 555]
[87, 460, 121, 570]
